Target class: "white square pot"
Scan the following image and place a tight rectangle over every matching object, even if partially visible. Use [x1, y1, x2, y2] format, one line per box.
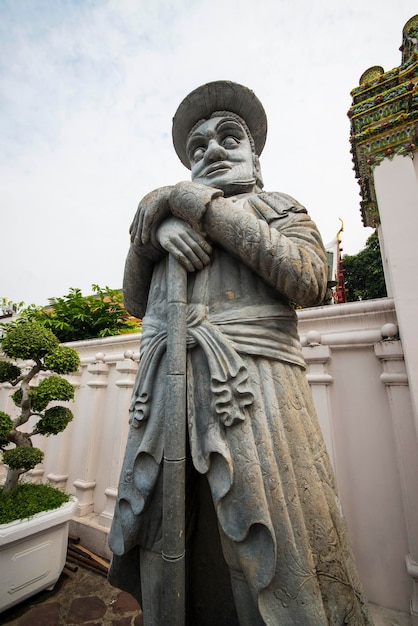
[0, 497, 78, 613]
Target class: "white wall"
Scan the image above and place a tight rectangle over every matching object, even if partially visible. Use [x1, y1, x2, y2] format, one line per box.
[298, 298, 417, 613]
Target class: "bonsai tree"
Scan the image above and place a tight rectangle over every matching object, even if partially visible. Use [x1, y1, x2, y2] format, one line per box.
[0, 321, 80, 496]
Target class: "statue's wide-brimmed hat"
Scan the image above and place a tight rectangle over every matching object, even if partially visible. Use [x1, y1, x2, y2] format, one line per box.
[172, 80, 268, 168]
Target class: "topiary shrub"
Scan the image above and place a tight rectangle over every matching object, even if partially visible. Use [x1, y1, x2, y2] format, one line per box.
[36, 406, 73, 436]
[0, 482, 70, 524]
[2, 446, 44, 471]
[0, 321, 80, 496]
[0, 362, 21, 383]
[1, 321, 59, 360]
[43, 346, 82, 374]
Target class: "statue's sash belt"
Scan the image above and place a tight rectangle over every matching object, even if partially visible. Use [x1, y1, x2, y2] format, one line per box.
[129, 304, 303, 428]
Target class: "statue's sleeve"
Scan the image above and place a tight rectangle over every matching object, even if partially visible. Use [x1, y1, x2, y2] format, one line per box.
[202, 193, 328, 307]
[123, 222, 167, 318]
[122, 187, 171, 318]
[122, 245, 159, 318]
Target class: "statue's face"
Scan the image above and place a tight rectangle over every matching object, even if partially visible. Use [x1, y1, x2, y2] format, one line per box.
[187, 116, 255, 195]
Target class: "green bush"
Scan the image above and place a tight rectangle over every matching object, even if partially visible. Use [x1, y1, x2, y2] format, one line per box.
[11, 388, 23, 408]
[0, 411, 13, 440]
[0, 483, 70, 523]
[20, 284, 141, 342]
[43, 346, 80, 374]
[37, 406, 73, 436]
[33, 376, 74, 408]
[1, 322, 59, 360]
[3, 446, 44, 471]
[0, 362, 21, 383]
[11, 377, 74, 412]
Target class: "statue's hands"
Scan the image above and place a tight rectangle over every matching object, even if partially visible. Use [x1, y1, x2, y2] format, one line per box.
[156, 217, 212, 272]
[169, 182, 223, 230]
[130, 186, 173, 245]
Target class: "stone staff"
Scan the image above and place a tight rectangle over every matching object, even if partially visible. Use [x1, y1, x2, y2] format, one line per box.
[161, 253, 187, 624]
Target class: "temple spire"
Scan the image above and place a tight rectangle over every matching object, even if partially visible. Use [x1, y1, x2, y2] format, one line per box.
[348, 15, 418, 228]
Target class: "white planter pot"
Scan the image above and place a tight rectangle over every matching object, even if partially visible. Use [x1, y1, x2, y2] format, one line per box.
[0, 497, 78, 613]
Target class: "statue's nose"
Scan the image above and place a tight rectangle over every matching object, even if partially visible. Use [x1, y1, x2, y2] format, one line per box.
[205, 139, 227, 162]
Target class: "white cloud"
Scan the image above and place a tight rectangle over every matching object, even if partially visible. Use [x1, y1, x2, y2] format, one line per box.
[0, 0, 415, 303]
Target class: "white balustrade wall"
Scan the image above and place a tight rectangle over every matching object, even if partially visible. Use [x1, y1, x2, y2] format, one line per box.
[1, 297, 417, 616]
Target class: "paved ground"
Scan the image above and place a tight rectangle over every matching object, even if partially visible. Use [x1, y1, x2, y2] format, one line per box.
[369, 604, 412, 626]
[0, 557, 143, 626]
[0, 542, 412, 626]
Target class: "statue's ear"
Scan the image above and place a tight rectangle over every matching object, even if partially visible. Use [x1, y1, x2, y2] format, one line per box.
[253, 155, 264, 188]
[253, 154, 261, 173]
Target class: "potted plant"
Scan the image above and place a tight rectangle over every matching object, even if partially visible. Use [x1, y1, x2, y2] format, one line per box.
[0, 321, 80, 612]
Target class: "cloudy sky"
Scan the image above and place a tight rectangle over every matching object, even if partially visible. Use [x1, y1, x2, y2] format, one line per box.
[1, 0, 415, 306]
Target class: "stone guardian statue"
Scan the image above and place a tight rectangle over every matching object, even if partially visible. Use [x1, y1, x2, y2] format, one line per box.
[108, 80, 373, 626]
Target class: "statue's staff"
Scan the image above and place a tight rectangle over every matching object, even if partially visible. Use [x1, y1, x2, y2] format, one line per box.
[162, 254, 187, 624]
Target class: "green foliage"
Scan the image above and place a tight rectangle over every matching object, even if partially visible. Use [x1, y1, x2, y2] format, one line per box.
[343, 231, 387, 302]
[37, 406, 73, 436]
[0, 320, 79, 495]
[32, 376, 74, 411]
[1, 322, 59, 360]
[21, 284, 141, 342]
[0, 361, 21, 382]
[0, 483, 70, 524]
[43, 346, 80, 374]
[11, 388, 23, 407]
[0, 411, 13, 441]
[3, 446, 44, 471]
[11, 377, 74, 412]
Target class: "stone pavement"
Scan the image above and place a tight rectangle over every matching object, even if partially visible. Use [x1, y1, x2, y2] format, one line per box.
[0, 557, 143, 626]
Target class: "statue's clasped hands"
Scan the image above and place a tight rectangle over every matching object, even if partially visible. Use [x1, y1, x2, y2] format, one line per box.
[130, 182, 223, 272]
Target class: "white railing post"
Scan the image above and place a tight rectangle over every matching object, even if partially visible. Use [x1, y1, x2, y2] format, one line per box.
[98, 350, 138, 528]
[302, 332, 335, 468]
[73, 353, 110, 517]
[42, 369, 82, 491]
[375, 332, 418, 625]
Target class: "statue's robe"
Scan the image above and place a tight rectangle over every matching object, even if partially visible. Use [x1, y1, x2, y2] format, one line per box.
[109, 191, 372, 625]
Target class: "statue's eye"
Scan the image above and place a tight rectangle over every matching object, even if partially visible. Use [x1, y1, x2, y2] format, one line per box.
[192, 147, 205, 162]
[222, 136, 239, 149]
